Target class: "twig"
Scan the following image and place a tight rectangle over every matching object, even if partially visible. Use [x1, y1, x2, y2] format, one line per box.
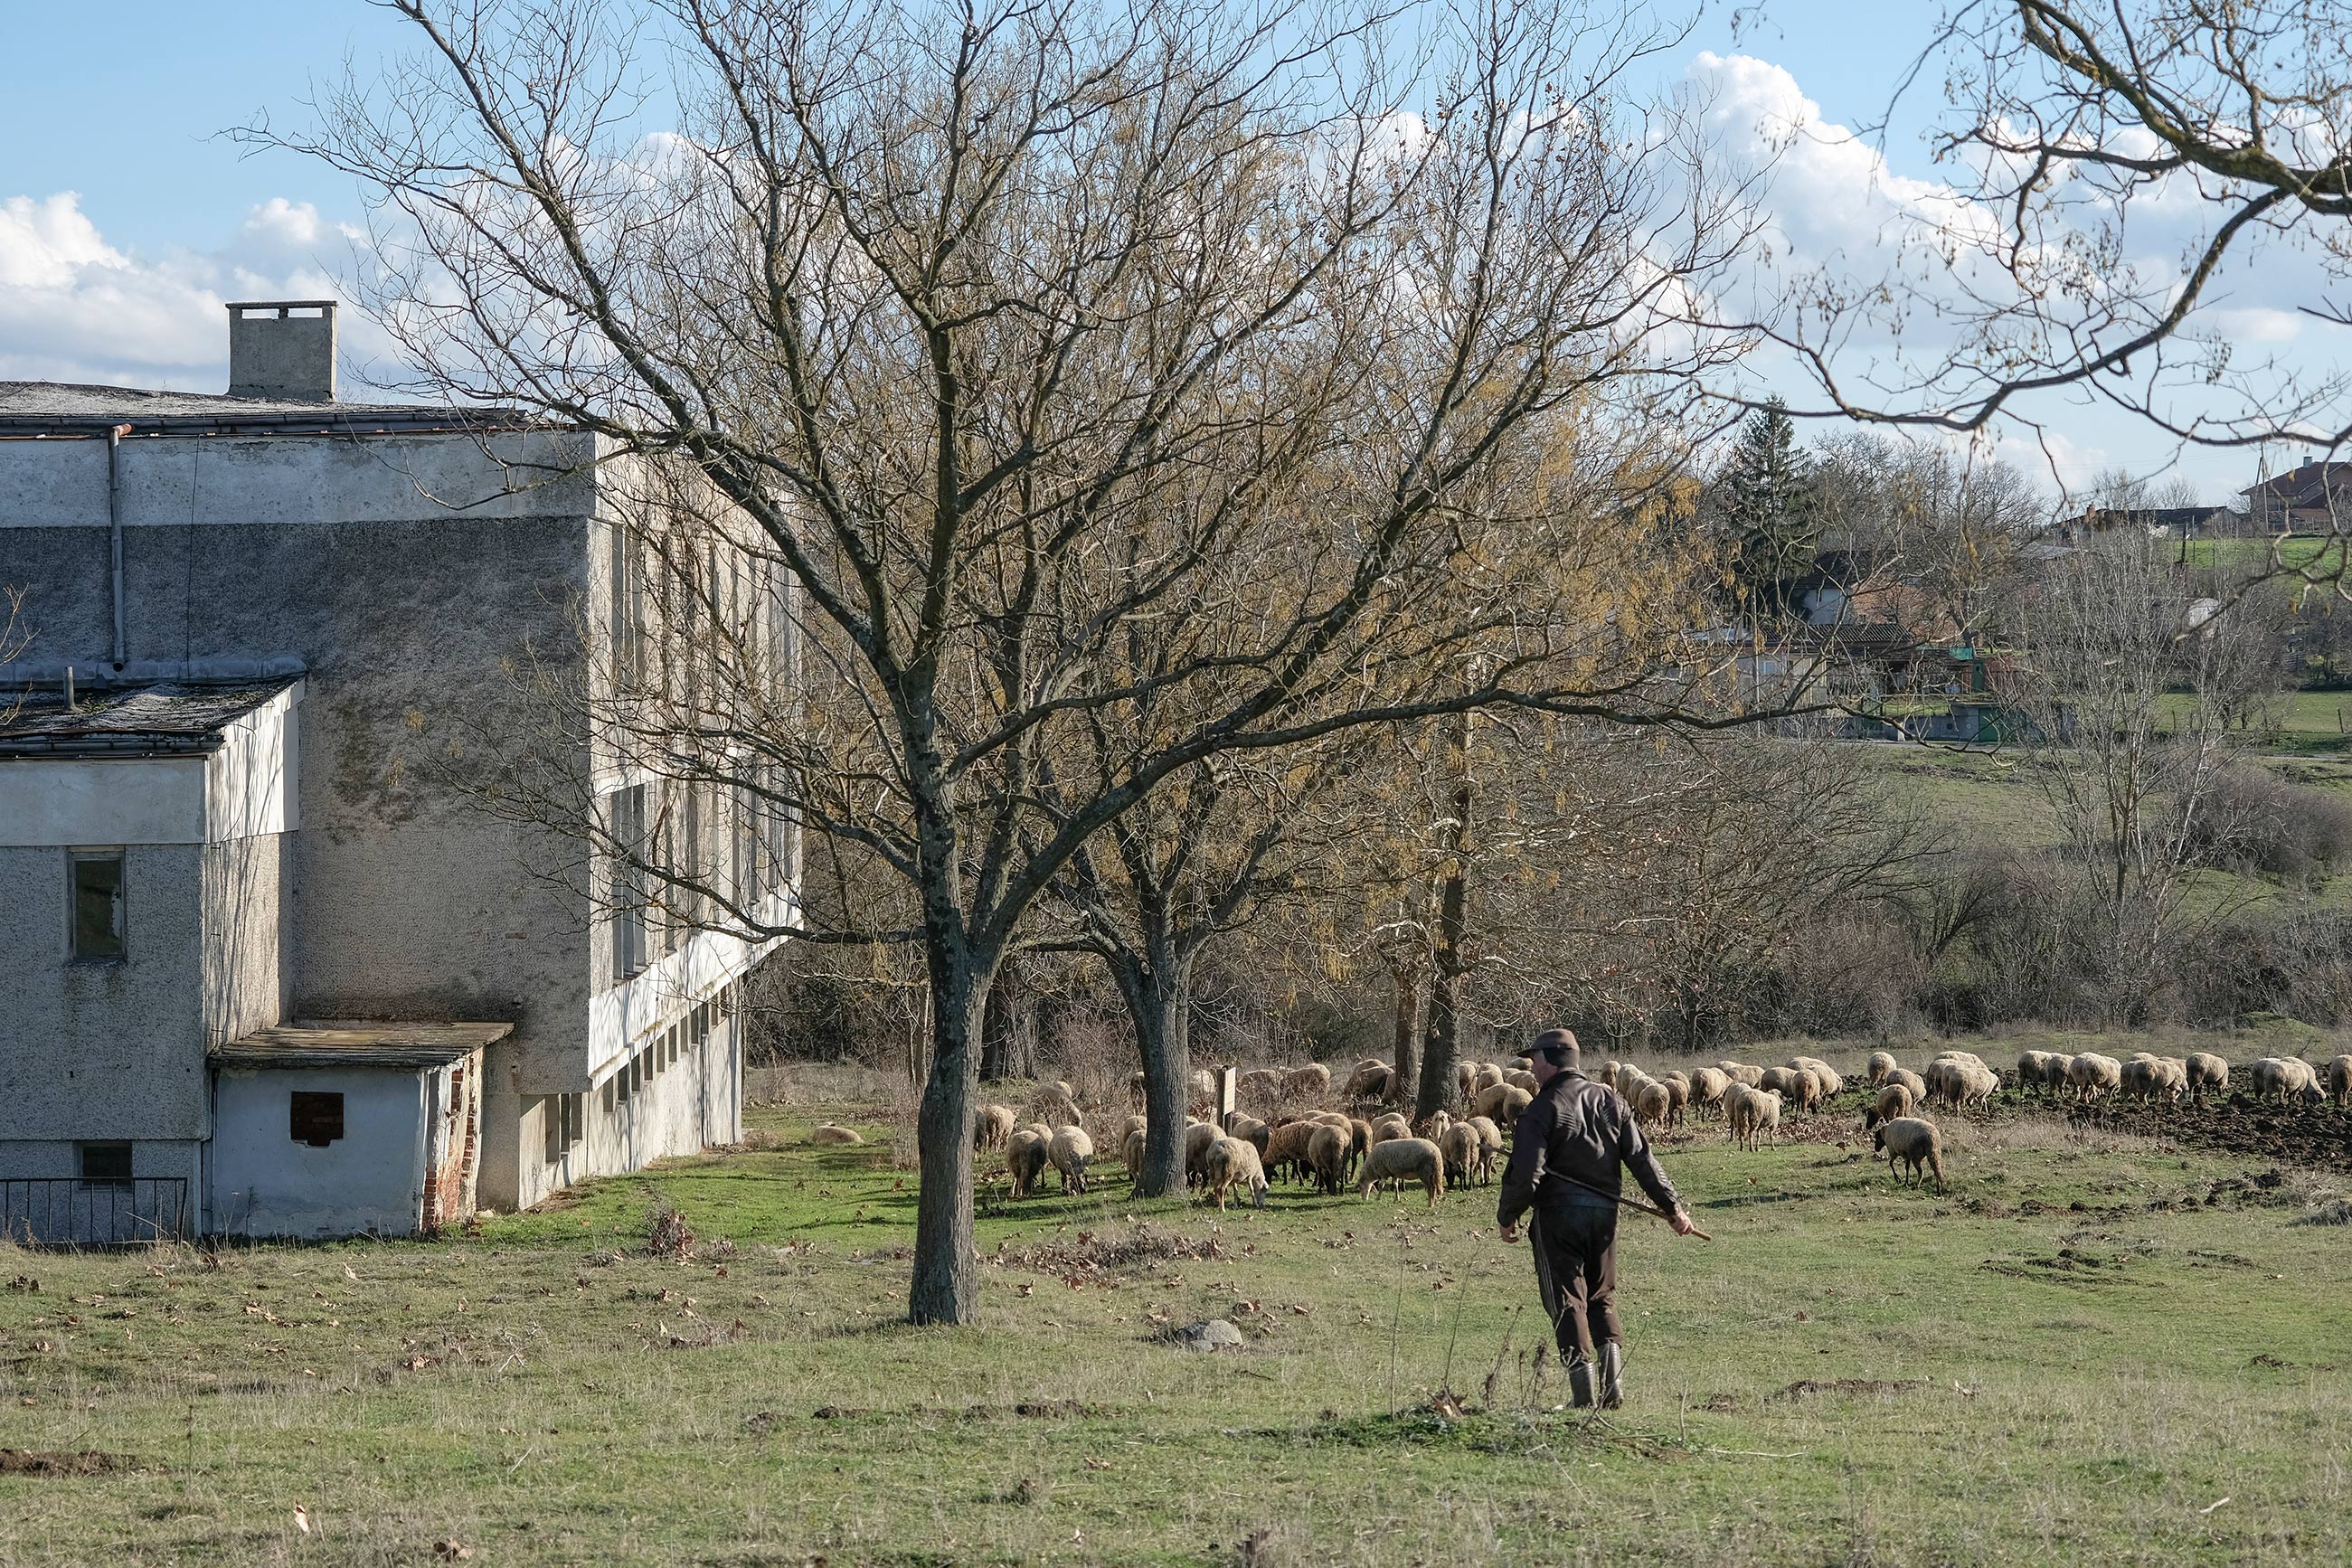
[1437, 1282, 1469, 1394]
[1385, 1247, 1405, 1418]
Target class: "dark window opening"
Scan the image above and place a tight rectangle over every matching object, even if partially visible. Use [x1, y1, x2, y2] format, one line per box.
[78, 1141, 132, 1187]
[544, 1091, 583, 1162]
[290, 1091, 345, 1148]
[69, 851, 126, 961]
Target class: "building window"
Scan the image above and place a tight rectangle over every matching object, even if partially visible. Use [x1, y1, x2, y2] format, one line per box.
[544, 1092, 583, 1161]
[78, 1141, 132, 1187]
[289, 1092, 345, 1148]
[609, 522, 647, 691]
[609, 785, 649, 980]
[68, 850, 126, 961]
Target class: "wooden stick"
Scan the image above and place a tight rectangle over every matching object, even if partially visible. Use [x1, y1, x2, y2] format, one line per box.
[1550, 1172, 1714, 1241]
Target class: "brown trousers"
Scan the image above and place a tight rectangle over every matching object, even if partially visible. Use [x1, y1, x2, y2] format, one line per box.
[1530, 1204, 1620, 1363]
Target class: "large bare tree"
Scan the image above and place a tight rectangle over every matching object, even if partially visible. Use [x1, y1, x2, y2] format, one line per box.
[259, 0, 1778, 1324]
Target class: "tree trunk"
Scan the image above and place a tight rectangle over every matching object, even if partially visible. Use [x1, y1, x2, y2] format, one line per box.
[1388, 960, 1422, 1107]
[1110, 944, 1193, 1199]
[1417, 746, 1474, 1121]
[909, 952, 985, 1326]
[979, 968, 1037, 1082]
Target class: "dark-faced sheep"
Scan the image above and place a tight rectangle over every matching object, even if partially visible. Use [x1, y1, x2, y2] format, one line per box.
[1357, 1137, 1445, 1206]
[1873, 1117, 1946, 1194]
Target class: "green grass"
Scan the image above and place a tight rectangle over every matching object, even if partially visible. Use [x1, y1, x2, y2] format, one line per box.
[0, 1069, 2347, 1565]
[2177, 534, 2347, 574]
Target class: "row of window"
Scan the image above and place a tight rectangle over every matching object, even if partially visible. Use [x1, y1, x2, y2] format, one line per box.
[548, 991, 732, 1164]
[607, 779, 789, 983]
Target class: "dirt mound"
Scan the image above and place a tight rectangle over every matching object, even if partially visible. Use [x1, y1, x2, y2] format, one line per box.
[2062, 1098, 2352, 1169]
[0, 1450, 132, 1476]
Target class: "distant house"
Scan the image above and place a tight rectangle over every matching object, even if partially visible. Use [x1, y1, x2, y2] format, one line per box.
[2054, 505, 2244, 543]
[2241, 462, 2352, 533]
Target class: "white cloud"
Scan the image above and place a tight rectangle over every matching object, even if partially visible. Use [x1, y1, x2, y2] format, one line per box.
[0, 191, 383, 392]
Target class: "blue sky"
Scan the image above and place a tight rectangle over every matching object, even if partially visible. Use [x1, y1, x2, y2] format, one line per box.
[0, 3, 2323, 504]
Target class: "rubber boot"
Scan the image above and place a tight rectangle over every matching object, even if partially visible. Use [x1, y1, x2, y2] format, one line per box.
[1599, 1341, 1625, 1410]
[1566, 1355, 1595, 1410]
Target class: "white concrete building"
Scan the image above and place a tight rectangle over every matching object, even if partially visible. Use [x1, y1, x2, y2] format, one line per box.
[0, 301, 795, 1241]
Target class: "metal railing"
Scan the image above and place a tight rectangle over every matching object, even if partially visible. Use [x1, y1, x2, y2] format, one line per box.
[0, 1178, 190, 1246]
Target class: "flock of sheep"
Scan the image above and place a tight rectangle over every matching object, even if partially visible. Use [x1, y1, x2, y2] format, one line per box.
[957, 1041, 2352, 1210]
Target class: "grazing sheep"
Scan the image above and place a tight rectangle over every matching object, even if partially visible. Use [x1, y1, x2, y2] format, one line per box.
[2250, 1056, 2321, 1104]
[1466, 1115, 1504, 1184]
[1283, 1063, 1331, 1100]
[1263, 1120, 1318, 1182]
[1503, 1068, 1538, 1093]
[1307, 1123, 1352, 1195]
[1872, 1117, 1947, 1193]
[2065, 1053, 2123, 1102]
[2014, 1050, 2060, 1092]
[1866, 1051, 1898, 1086]
[1367, 1112, 1412, 1149]
[1121, 1112, 1149, 1139]
[1223, 1111, 1271, 1153]
[1631, 1080, 1671, 1131]
[1864, 1082, 1914, 1131]
[1047, 1126, 1094, 1195]
[1121, 1128, 1147, 1172]
[1931, 1050, 1988, 1072]
[810, 1124, 863, 1146]
[2122, 1056, 2186, 1104]
[1687, 1067, 1732, 1116]
[1237, 1067, 1281, 1101]
[1471, 1063, 1505, 1095]
[1788, 1068, 1825, 1114]
[973, 1104, 1016, 1151]
[1437, 1121, 1482, 1186]
[1596, 1061, 1622, 1091]
[1187, 1067, 1218, 1103]
[1724, 1084, 1782, 1151]
[1184, 1119, 1222, 1185]
[1472, 1083, 1533, 1122]
[2187, 1053, 2231, 1104]
[1006, 1129, 1049, 1197]
[2329, 1054, 2352, 1110]
[1200, 1136, 1270, 1210]
[1343, 1060, 1393, 1100]
[1356, 1137, 1446, 1206]
[1885, 1067, 1927, 1104]
[1715, 1060, 1766, 1089]
[1455, 1061, 1478, 1098]
[1662, 1075, 1690, 1129]
[1034, 1085, 1082, 1126]
[1786, 1056, 1843, 1098]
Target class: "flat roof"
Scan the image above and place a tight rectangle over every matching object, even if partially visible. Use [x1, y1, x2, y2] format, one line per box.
[0, 680, 298, 756]
[0, 381, 531, 438]
[213, 1021, 514, 1071]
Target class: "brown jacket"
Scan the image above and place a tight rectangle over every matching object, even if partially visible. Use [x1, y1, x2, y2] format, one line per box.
[1497, 1070, 1679, 1227]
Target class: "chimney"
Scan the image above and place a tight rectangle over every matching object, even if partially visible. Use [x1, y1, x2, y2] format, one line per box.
[226, 300, 337, 401]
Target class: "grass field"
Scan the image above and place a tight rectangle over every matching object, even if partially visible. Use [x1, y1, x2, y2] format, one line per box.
[2177, 534, 2347, 575]
[3, 1063, 2348, 1565]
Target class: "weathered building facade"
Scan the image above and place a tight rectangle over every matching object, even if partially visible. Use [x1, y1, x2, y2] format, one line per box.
[0, 301, 794, 1239]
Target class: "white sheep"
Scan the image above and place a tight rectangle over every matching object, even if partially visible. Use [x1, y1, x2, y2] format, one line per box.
[974, 1104, 1017, 1151]
[2328, 1054, 2352, 1110]
[2065, 1053, 2122, 1102]
[1307, 1123, 1352, 1194]
[1715, 1060, 1766, 1089]
[1199, 1136, 1269, 1209]
[1873, 1117, 1946, 1193]
[1184, 1119, 1221, 1185]
[1865, 1050, 1897, 1086]
[1786, 1056, 1844, 1098]
[810, 1124, 863, 1146]
[1631, 1080, 1671, 1131]
[1343, 1060, 1393, 1100]
[1472, 1083, 1532, 1122]
[1285, 1063, 1332, 1099]
[2187, 1053, 2230, 1104]
[1465, 1115, 1504, 1184]
[1436, 1121, 1481, 1187]
[1885, 1067, 1928, 1104]
[1356, 1137, 1445, 1206]
[1724, 1084, 1782, 1151]
[1687, 1067, 1732, 1117]
[1047, 1126, 1094, 1195]
[1006, 1129, 1049, 1197]
[1864, 1082, 1914, 1131]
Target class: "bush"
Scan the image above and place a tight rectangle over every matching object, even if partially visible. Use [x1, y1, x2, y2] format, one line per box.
[2187, 765, 2352, 882]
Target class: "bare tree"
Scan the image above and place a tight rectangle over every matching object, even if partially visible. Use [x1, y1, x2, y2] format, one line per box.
[2008, 533, 2282, 1019]
[256, 0, 1783, 1324]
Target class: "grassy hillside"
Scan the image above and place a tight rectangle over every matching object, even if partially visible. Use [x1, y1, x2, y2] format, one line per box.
[2, 1068, 2347, 1565]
